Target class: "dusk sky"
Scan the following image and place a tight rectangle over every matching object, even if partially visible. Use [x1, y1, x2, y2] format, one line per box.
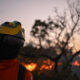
[0, 0, 68, 41]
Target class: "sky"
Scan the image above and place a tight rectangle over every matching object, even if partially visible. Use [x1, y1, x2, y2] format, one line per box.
[0, 0, 68, 42]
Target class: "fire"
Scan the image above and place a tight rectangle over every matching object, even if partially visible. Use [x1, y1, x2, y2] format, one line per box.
[23, 63, 37, 71]
[72, 60, 80, 66]
[40, 59, 55, 70]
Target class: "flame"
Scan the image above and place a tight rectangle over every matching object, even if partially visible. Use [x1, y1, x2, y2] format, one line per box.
[40, 59, 55, 70]
[23, 63, 37, 71]
[22, 59, 80, 72]
[72, 60, 80, 66]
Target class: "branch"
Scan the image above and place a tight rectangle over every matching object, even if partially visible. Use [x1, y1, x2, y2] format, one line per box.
[68, 50, 80, 63]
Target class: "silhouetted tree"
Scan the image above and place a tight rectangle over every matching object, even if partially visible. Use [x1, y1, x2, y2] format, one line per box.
[30, 0, 80, 73]
[31, 20, 52, 48]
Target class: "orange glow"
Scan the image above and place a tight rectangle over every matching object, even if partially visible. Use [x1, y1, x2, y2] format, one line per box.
[58, 62, 63, 66]
[72, 60, 80, 66]
[23, 63, 37, 71]
[22, 59, 80, 72]
[78, 54, 80, 57]
[40, 59, 55, 70]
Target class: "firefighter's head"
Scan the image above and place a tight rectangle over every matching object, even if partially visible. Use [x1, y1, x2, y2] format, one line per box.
[0, 21, 25, 60]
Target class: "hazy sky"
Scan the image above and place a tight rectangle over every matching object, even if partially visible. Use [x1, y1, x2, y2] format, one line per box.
[0, 0, 67, 41]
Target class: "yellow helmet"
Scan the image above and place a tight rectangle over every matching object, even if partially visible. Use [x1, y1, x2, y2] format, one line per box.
[0, 21, 25, 40]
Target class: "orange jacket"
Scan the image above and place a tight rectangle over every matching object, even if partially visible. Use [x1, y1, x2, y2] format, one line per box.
[0, 59, 33, 80]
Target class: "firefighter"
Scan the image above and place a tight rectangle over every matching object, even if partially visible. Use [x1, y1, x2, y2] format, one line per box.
[0, 21, 33, 80]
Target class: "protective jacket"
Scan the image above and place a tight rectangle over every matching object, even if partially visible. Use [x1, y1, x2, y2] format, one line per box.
[0, 59, 33, 80]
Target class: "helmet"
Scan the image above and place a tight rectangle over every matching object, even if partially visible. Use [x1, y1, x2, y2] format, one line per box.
[0, 21, 25, 46]
[0, 21, 25, 40]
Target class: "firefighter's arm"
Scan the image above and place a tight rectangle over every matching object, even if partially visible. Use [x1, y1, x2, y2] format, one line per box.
[25, 71, 34, 80]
